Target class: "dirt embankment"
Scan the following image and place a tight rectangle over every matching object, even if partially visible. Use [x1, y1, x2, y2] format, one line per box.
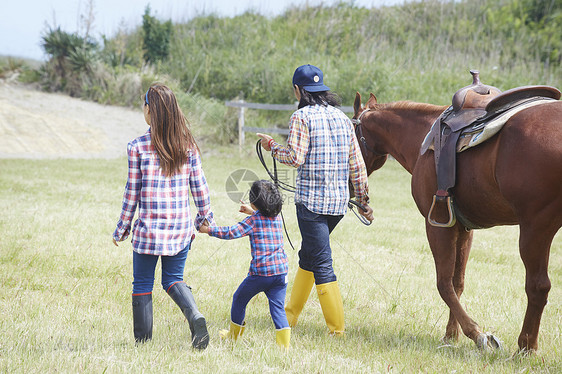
[0, 83, 146, 159]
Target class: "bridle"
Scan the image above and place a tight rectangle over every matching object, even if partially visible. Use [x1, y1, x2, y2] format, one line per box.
[351, 108, 387, 158]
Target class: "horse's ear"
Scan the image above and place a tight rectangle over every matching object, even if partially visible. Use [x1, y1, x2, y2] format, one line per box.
[366, 93, 378, 108]
[353, 92, 362, 116]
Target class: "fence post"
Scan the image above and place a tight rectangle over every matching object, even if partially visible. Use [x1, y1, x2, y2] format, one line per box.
[238, 100, 245, 152]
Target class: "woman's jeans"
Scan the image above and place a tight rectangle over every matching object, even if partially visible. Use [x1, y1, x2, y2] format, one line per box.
[132, 244, 190, 294]
[231, 274, 289, 329]
[296, 203, 343, 285]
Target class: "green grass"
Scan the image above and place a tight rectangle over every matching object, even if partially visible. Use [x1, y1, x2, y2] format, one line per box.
[1, 154, 561, 373]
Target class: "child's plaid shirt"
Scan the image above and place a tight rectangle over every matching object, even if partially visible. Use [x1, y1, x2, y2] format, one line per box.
[113, 130, 214, 256]
[207, 211, 288, 277]
[270, 104, 369, 215]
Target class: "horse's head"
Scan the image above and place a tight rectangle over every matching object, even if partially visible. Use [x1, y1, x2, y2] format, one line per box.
[352, 92, 389, 175]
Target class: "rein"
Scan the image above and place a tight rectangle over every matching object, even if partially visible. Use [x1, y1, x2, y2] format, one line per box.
[255, 140, 372, 228]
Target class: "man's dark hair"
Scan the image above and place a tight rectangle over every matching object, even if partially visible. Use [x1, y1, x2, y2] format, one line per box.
[297, 86, 342, 109]
[249, 180, 283, 217]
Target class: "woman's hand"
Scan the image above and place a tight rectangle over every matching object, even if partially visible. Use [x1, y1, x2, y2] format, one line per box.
[256, 133, 274, 151]
[112, 238, 119, 247]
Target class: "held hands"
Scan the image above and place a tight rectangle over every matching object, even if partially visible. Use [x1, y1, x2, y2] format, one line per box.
[256, 133, 274, 151]
[198, 219, 210, 234]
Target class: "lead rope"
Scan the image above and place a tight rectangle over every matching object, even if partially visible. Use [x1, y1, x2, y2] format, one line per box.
[256, 140, 371, 249]
[256, 141, 296, 250]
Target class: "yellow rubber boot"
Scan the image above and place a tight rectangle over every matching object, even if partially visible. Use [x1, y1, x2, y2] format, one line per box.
[285, 267, 315, 327]
[316, 281, 345, 336]
[275, 328, 291, 349]
[219, 321, 245, 341]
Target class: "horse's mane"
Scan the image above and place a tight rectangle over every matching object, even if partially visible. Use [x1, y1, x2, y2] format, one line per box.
[378, 100, 446, 115]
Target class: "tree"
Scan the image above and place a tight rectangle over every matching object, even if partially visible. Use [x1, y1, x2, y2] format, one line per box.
[142, 6, 173, 64]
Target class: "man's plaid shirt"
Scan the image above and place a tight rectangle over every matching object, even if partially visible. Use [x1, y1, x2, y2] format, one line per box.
[113, 130, 214, 256]
[271, 104, 369, 215]
[207, 211, 288, 277]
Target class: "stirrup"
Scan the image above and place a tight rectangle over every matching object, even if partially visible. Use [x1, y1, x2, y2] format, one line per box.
[428, 191, 456, 228]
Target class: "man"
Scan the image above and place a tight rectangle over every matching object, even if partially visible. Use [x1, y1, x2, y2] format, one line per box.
[257, 64, 373, 335]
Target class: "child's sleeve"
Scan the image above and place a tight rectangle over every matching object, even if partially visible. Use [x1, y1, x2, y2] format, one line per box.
[113, 141, 141, 241]
[207, 216, 253, 240]
[189, 150, 215, 229]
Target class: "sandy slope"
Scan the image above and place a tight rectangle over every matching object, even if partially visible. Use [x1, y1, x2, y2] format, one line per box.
[0, 83, 147, 159]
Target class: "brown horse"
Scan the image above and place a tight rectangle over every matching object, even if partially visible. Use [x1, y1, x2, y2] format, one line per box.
[353, 92, 562, 352]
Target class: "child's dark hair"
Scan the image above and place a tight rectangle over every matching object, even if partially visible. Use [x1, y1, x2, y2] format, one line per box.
[249, 180, 283, 217]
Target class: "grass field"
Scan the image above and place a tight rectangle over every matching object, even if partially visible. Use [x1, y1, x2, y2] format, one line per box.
[1, 152, 561, 373]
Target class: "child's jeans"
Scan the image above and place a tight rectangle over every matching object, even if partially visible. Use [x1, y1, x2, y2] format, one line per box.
[231, 273, 289, 329]
[132, 244, 190, 294]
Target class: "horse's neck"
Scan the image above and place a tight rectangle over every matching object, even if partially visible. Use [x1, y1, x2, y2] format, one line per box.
[378, 103, 443, 173]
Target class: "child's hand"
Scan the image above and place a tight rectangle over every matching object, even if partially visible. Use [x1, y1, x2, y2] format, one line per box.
[199, 224, 210, 234]
[239, 204, 254, 215]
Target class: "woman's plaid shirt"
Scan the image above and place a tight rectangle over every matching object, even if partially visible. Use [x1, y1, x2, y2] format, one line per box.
[113, 130, 214, 256]
[207, 211, 288, 276]
[271, 104, 369, 215]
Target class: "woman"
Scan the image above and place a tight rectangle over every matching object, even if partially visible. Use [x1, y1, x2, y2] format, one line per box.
[257, 64, 373, 336]
[113, 84, 214, 349]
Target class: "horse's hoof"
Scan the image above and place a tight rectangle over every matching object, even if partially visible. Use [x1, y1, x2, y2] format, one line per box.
[476, 333, 502, 351]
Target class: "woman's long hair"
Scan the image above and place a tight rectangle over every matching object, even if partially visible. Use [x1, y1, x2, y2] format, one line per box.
[145, 84, 198, 177]
[296, 86, 342, 109]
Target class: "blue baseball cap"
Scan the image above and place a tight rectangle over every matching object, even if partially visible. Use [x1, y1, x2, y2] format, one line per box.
[292, 64, 330, 92]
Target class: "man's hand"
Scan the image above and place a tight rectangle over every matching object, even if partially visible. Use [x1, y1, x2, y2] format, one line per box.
[256, 133, 273, 151]
[112, 238, 119, 247]
[358, 204, 374, 222]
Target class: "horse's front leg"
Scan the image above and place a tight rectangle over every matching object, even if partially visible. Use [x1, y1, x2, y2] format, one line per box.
[426, 223, 500, 349]
[443, 227, 474, 343]
[517, 222, 555, 352]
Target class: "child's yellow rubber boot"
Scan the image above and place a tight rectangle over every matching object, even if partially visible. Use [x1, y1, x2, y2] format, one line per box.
[275, 328, 291, 349]
[285, 267, 315, 327]
[219, 321, 245, 341]
[316, 281, 345, 336]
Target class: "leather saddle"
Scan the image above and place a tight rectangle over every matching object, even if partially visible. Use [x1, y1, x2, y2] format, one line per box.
[425, 70, 561, 229]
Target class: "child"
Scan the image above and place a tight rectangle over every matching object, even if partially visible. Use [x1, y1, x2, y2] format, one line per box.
[113, 84, 214, 350]
[199, 180, 290, 348]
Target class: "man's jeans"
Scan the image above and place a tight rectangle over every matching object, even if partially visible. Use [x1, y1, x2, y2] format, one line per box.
[296, 203, 343, 285]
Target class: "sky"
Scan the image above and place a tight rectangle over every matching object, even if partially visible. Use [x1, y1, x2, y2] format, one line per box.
[0, 0, 406, 61]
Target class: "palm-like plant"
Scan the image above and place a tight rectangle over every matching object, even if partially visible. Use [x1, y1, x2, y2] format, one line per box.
[40, 27, 98, 93]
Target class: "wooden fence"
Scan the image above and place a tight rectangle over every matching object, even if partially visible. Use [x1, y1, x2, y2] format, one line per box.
[225, 100, 354, 150]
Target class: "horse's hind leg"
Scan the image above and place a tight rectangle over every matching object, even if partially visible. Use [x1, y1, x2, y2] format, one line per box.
[517, 222, 555, 351]
[443, 229, 473, 343]
[426, 224, 485, 346]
